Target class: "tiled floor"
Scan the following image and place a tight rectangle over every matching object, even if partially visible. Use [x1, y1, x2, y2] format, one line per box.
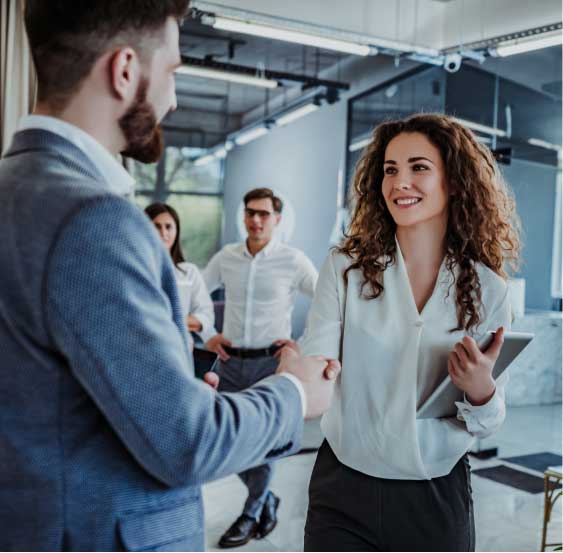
[203, 404, 563, 552]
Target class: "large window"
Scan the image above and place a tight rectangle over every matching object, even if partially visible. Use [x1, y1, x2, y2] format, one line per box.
[132, 146, 224, 268]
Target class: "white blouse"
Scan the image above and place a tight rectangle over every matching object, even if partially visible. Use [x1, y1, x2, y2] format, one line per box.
[175, 262, 215, 351]
[301, 243, 511, 480]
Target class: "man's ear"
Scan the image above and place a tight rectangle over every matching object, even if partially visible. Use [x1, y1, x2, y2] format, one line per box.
[274, 213, 282, 226]
[109, 47, 140, 101]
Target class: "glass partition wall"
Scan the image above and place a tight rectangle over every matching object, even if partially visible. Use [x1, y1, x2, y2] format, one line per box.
[346, 46, 562, 312]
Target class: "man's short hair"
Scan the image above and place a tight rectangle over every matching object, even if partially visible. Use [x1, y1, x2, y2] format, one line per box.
[243, 188, 283, 214]
[24, 0, 190, 110]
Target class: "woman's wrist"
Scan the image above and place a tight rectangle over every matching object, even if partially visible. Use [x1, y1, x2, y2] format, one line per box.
[466, 378, 496, 406]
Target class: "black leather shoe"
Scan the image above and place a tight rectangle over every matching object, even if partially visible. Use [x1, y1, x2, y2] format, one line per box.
[218, 514, 258, 548]
[256, 492, 280, 539]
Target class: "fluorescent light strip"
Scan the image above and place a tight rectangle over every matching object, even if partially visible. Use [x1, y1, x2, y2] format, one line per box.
[276, 103, 320, 126]
[234, 126, 269, 146]
[211, 16, 376, 56]
[528, 138, 562, 152]
[453, 117, 507, 137]
[493, 31, 561, 57]
[348, 137, 371, 152]
[175, 65, 278, 89]
[194, 154, 215, 166]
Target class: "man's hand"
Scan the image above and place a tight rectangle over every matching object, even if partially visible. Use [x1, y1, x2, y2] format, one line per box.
[448, 326, 504, 405]
[205, 334, 232, 361]
[277, 354, 341, 419]
[203, 371, 219, 390]
[273, 339, 300, 360]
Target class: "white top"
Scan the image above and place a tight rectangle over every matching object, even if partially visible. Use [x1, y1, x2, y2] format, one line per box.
[18, 115, 135, 196]
[203, 240, 318, 348]
[175, 262, 214, 351]
[301, 243, 511, 480]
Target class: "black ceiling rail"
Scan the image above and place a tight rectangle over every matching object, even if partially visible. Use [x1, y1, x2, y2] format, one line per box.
[180, 55, 350, 91]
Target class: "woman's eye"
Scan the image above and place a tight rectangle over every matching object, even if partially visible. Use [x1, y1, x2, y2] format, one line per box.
[413, 164, 429, 171]
[384, 167, 396, 175]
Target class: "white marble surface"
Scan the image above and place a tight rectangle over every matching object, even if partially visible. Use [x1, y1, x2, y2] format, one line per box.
[508, 311, 562, 406]
[203, 404, 563, 552]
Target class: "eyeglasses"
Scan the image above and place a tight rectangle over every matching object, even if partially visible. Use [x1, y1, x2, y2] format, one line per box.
[244, 208, 274, 220]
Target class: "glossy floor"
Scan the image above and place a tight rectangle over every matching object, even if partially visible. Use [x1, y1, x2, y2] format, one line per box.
[203, 404, 563, 551]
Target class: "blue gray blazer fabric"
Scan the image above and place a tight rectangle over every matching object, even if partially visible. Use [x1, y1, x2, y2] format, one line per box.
[0, 129, 303, 552]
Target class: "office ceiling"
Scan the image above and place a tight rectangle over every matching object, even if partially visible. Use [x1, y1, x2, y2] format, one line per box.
[164, 18, 345, 148]
[163, 4, 562, 150]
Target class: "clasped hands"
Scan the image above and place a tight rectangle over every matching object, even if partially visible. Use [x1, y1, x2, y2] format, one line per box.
[202, 337, 340, 420]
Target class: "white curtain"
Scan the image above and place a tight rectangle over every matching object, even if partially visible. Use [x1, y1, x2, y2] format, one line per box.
[1, 0, 36, 154]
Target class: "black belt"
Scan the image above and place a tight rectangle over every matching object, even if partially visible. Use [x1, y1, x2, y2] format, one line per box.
[224, 344, 282, 359]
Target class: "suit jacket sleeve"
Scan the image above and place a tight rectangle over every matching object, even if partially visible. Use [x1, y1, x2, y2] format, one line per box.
[45, 196, 303, 488]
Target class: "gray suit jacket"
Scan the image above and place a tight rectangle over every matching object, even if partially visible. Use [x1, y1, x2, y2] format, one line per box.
[0, 129, 303, 551]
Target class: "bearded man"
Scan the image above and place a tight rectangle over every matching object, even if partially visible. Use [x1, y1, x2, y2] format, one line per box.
[0, 2, 340, 550]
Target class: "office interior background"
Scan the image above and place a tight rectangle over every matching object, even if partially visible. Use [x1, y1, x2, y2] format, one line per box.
[1, 0, 562, 551]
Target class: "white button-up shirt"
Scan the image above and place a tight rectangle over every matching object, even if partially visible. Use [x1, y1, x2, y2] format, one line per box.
[175, 262, 214, 351]
[202, 240, 318, 347]
[301, 242, 511, 480]
[18, 115, 134, 196]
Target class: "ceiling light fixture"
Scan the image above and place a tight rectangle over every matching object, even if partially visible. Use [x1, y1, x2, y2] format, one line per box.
[528, 138, 562, 152]
[490, 30, 561, 57]
[348, 136, 371, 153]
[234, 125, 270, 146]
[453, 117, 507, 137]
[276, 101, 320, 126]
[194, 154, 215, 167]
[175, 64, 279, 89]
[207, 15, 378, 56]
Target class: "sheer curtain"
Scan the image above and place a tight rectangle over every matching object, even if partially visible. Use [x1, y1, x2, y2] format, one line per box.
[0, 0, 36, 154]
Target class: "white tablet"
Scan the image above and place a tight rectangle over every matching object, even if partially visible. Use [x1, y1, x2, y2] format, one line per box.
[416, 331, 534, 419]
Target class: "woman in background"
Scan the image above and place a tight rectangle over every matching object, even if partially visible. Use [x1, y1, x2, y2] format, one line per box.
[145, 202, 214, 354]
[301, 113, 520, 552]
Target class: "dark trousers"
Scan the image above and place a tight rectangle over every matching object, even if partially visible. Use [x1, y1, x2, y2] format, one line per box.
[217, 355, 279, 519]
[305, 441, 475, 552]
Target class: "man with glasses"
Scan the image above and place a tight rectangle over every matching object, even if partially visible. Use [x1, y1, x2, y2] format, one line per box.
[203, 187, 318, 548]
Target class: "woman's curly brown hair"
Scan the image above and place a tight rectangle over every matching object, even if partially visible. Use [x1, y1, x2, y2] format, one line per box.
[338, 113, 521, 332]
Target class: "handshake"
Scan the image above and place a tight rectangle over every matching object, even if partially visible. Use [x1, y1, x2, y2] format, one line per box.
[203, 337, 341, 420]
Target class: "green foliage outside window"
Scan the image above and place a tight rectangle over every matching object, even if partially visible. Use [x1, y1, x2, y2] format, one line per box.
[131, 146, 224, 268]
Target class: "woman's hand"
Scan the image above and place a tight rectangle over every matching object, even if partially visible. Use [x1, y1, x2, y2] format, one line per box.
[187, 314, 202, 332]
[448, 326, 505, 405]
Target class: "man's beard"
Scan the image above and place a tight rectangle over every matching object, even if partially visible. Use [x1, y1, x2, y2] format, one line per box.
[119, 78, 164, 163]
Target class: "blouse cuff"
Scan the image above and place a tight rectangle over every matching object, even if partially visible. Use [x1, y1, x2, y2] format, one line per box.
[455, 387, 505, 437]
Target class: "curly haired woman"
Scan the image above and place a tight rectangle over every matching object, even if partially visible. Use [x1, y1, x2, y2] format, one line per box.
[301, 113, 520, 552]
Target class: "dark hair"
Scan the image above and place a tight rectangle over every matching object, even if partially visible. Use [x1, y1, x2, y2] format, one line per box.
[338, 113, 520, 333]
[145, 202, 186, 269]
[243, 187, 283, 213]
[24, 0, 190, 110]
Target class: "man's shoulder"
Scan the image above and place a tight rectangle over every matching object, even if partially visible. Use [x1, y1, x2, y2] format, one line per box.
[217, 242, 246, 258]
[272, 242, 310, 261]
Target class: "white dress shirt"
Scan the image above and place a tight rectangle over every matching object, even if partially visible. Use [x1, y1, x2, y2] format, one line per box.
[301, 242, 511, 480]
[203, 239, 318, 347]
[18, 115, 134, 197]
[175, 262, 214, 351]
